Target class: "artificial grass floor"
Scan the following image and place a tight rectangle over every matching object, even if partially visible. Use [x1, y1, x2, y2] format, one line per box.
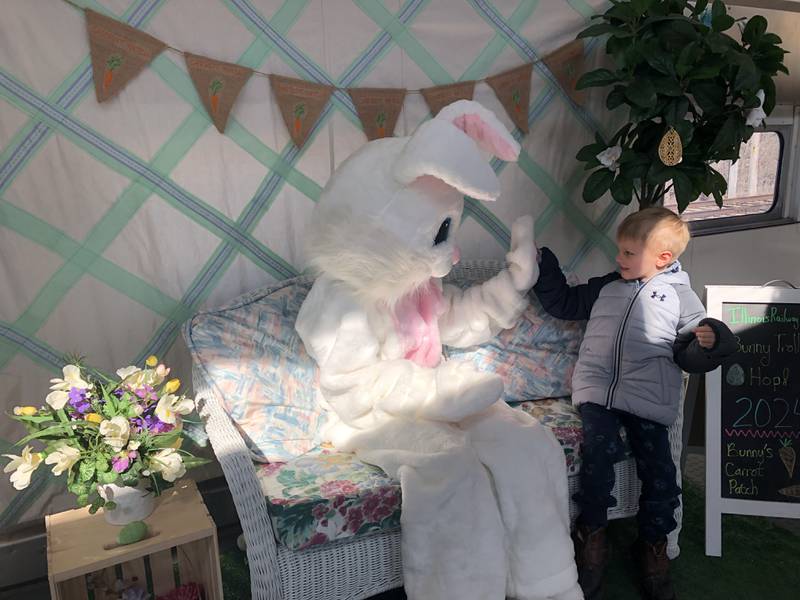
[219, 481, 800, 599]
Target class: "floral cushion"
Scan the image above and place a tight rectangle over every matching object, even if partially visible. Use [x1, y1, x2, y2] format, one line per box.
[184, 278, 329, 462]
[444, 294, 585, 402]
[256, 448, 402, 550]
[257, 397, 633, 551]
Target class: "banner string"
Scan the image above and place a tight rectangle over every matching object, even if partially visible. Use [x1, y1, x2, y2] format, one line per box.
[61, 0, 550, 94]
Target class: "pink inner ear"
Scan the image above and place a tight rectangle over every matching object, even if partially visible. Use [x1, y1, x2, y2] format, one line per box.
[452, 113, 519, 162]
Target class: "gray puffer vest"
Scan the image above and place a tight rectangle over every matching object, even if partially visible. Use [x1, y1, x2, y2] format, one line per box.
[572, 262, 702, 425]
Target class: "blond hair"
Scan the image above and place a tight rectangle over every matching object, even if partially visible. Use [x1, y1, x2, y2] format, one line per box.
[617, 207, 690, 259]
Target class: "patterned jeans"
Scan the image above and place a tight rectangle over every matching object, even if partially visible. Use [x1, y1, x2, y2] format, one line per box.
[574, 402, 681, 543]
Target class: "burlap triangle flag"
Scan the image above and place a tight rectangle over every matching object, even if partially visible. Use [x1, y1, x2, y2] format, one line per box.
[269, 75, 334, 149]
[185, 53, 252, 134]
[486, 63, 533, 133]
[85, 9, 167, 103]
[347, 88, 407, 140]
[420, 81, 475, 116]
[542, 39, 586, 106]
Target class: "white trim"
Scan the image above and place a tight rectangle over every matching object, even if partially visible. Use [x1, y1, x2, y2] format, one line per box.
[705, 285, 800, 557]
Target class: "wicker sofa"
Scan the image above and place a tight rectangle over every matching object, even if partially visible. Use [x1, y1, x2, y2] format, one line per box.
[184, 261, 686, 600]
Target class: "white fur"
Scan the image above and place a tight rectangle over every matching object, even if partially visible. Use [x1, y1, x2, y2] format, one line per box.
[296, 100, 580, 600]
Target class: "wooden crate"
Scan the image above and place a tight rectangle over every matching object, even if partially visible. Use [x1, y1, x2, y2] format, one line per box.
[46, 479, 222, 600]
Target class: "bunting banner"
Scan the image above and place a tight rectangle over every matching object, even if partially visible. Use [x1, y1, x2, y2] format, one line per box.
[185, 53, 253, 134]
[268, 74, 334, 149]
[347, 88, 407, 140]
[79, 5, 589, 148]
[542, 39, 586, 106]
[486, 64, 534, 133]
[420, 81, 476, 116]
[85, 8, 167, 103]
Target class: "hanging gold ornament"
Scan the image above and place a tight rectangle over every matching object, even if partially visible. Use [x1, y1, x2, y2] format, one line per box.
[658, 127, 683, 166]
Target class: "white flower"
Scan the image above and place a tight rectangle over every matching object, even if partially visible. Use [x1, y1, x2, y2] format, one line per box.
[155, 394, 195, 425]
[44, 443, 81, 476]
[3, 446, 42, 490]
[116, 366, 141, 380]
[127, 440, 141, 451]
[99, 416, 130, 452]
[118, 367, 166, 390]
[46, 365, 90, 410]
[746, 89, 767, 127]
[149, 448, 185, 482]
[596, 145, 622, 171]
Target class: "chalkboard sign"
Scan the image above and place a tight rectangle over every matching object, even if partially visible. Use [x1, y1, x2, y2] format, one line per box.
[706, 286, 800, 557]
[720, 302, 800, 503]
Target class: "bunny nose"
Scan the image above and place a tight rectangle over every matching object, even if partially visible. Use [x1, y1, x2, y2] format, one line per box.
[451, 246, 461, 265]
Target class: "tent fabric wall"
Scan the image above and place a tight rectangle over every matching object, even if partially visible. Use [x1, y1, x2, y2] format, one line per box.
[0, 0, 626, 530]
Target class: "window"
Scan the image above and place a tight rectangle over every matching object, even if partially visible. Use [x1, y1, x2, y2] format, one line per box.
[662, 129, 789, 234]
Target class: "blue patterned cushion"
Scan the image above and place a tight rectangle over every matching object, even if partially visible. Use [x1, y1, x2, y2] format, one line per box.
[184, 278, 329, 462]
[445, 294, 585, 401]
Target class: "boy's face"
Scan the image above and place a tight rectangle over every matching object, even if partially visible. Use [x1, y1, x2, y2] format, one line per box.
[616, 236, 674, 282]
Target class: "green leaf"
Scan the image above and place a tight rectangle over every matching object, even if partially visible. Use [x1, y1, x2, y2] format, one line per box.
[577, 23, 625, 39]
[576, 68, 621, 90]
[689, 80, 725, 115]
[711, 0, 726, 19]
[99, 470, 119, 485]
[630, 0, 653, 16]
[606, 3, 638, 22]
[78, 460, 95, 483]
[742, 15, 768, 45]
[708, 116, 743, 158]
[606, 85, 628, 110]
[647, 161, 675, 186]
[152, 430, 181, 448]
[673, 120, 694, 147]
[705, 32, 732, 54]
[15, 423, 77, 446]
[672, 171, 696, 212]
[712, 14, 734, 32]
[643, 44, 676, 76]
[676, 43, 702, 78]
[665, 97, 690, 126]
[576, 143, 605, 162]
[693, 0, 709, 15]
[651, 77, 683, 97]
[610, 174, 635, 205]
[625, 79, 657, 107]
[733, 54, 760, 91]
[583, 169, 615, 203]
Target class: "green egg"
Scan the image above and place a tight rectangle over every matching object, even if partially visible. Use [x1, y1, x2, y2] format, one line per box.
[117, 521, 148, 545]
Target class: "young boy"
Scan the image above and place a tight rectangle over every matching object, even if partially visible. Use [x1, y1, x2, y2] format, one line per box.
[533, 207, 736, 600]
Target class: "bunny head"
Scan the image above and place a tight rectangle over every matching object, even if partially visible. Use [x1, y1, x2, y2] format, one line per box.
[305, 100, 520, 305]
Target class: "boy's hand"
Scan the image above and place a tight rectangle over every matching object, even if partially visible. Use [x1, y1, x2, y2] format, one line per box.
[694, 324, 716, 349]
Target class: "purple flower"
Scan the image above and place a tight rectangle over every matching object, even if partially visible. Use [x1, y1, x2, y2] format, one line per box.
[112, 455, 130, 473]
[67, 387, 91, 415]
[133, 413, 174, 434]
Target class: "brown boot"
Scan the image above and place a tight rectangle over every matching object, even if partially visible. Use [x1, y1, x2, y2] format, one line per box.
[632, 538, 677, 600]
[572, 524, 609, 600]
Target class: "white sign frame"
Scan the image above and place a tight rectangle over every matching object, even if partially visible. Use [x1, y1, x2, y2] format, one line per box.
[706, 285, 800, 557]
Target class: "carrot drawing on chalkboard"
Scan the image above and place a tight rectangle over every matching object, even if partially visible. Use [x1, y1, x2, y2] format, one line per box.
[779, 438, 796, 478]
[778, 484, 800, 499]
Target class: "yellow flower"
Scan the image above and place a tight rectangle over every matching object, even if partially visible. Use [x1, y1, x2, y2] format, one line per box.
[145, 355, 158, 367]
[13, 406, 38, 416]
[164, 378, 181, 394]
[85, 413, 103, 424]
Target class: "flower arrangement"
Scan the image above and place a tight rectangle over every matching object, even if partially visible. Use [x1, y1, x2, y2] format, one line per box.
[3, 356, 209, 514]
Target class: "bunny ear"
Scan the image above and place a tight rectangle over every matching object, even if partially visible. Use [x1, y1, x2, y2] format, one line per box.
[392, 101, 519, 202]
[436, 100, 520, 162]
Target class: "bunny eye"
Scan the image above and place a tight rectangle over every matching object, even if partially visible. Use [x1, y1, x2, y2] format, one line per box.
[433, 218, 452, 246]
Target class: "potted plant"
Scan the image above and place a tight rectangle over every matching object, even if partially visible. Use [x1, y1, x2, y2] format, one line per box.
[574, 0, 788, 211]
[2, 356, 210, 525]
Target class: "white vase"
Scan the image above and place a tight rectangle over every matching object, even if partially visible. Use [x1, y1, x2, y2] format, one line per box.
[98, 481, 155, 525]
